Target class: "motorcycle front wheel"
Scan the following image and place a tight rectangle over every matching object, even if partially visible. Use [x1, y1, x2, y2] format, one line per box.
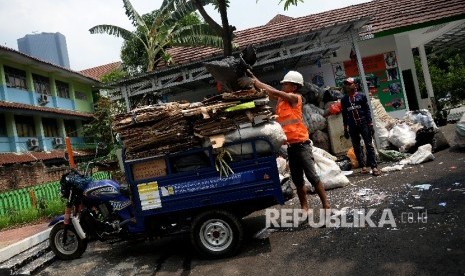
[49, 222, 87, 260]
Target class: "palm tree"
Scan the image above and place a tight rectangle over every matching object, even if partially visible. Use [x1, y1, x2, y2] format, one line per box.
[89, 0, 224, 72]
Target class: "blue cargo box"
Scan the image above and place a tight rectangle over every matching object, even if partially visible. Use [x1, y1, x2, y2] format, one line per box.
[123, 137, 284, 220]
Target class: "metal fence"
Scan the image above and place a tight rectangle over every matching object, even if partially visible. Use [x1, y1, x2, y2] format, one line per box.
[0, 171, 111, 216]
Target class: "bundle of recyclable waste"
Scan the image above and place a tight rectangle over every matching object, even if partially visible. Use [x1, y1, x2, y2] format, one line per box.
[112, 88, 284, 160]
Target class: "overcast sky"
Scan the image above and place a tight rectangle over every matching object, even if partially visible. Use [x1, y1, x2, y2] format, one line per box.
[0, 0, 370, 71]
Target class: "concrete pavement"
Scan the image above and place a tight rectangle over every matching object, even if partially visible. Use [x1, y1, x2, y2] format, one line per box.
[0, 222, 50, 263]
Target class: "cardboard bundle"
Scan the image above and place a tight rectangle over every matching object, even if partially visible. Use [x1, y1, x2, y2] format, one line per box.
[112, 89, 276, 160]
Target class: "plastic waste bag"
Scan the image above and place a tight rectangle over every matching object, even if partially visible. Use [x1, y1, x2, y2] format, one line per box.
[280, 175, 294, 201]
[204, 56, 252, 92]
[399, 144, 435, 165]
[374, 120, 390, 149]
[322, 89, 343, 104]
[455, 113, 465, 147]
[223, 121, 286, 155]
[388, 123, 417, 152]
[300, 82, 322, 105]
[313, 148, 350, 190]
[303, 105, 327, 133]
[347, 147, 359, 169]
[404, 110, 437, 130]
[311, 130, 330, 153]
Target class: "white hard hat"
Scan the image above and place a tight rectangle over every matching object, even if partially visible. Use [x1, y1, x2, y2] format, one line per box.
[281, 71, 304, 86]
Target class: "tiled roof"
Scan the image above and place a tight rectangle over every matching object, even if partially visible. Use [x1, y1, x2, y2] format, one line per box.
[266, 14, 294, 25]
[80, 61, 122, 81]
[162, 0, 465, 67]
[0, 101, 94, 119]
[0, 150, 93, 166]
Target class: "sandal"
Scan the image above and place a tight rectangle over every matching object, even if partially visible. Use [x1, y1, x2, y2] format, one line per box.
[372, 168, 381, 176]
[360, 167, 369, 174]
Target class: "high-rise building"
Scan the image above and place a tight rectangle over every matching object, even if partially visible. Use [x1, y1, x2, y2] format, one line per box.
[17, 32, 70, 69]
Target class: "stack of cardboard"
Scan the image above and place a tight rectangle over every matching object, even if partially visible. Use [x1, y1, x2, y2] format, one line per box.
[112, 89, 275, 160]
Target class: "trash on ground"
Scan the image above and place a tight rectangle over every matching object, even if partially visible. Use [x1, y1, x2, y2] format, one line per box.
[412, 206, 425, 210]
[399, 144, 435, 165]
[254, 227, 276, 239]
[438, 202, 447, 207]
[414, 184, 432, 191]
[381, 164, 404, 172]
[412, 195, 421, 199]
[356, 188, 373, 196]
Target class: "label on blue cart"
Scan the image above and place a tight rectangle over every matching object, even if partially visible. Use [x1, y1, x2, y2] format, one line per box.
[137, 182, 162, 210]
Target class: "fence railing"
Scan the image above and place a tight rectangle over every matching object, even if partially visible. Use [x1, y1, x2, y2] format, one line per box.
[0, 171, 112, 216]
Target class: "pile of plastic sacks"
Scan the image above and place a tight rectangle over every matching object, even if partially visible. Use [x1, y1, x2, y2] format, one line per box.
[298, 83, 344, 152]
[372, 98, 449, 154]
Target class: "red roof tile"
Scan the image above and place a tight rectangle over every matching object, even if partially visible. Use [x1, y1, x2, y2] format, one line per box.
[0, 101, 94, 119]
[80, 61, 122, 81]
[0, 150, 93, 166]
[266, 14, 294, 25]
[161, 0, 465, 67]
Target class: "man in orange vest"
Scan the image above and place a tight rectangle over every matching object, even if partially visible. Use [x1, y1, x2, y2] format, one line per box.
[240, 71, 330, 214]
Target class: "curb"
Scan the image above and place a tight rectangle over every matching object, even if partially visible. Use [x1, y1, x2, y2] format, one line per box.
[0, 228, 51, 263]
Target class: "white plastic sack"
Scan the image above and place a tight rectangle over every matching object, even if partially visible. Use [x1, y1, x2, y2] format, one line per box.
[312, 149, 350, 190]
[312, 145, 337, 161]
[404, 110, 438, 130]
[388, 123, 416, 152]
[276, 156, 288, 175]
[374, 120, 390, 149]
[399, 144, 435, 165]
[223, 121, 286, 155]
[455, 113, 465, 147]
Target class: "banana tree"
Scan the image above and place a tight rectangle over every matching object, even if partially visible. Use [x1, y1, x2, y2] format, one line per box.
[89, 0, 224, 72]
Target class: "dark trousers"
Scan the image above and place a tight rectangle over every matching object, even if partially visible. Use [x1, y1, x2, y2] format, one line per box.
[349, 124, 377, 168]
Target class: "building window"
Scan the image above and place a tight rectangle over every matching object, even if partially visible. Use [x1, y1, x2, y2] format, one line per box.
[42, 118, 59, 137]
[0, 114, 7, 136]
[75, 91, 88, 100]
[32, 73, 51, 95]
[15, 115, 36, 137]
[4, 66, 27, 90]
[64, 120, 78, 137]
[56, 80, 70, 98]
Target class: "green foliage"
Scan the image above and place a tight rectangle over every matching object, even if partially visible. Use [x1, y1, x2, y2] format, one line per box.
[91, 0, 223, 73]
[416, 49, 465, 106]
[82, 97, 114, 146]
[415, 48, 465, 120]
[255, 0, 303, 11]
[82, 97, 125, 162]
[42, 199, 66, 217]
[100, 67, 128, 84]
[9, 208, 40, 225]
[0, 215, 9, 229]
[279, 0, 304, 10]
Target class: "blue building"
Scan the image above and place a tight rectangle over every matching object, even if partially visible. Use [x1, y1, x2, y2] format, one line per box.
[17, 32, 70, 69]
[0, 45, 100, 157]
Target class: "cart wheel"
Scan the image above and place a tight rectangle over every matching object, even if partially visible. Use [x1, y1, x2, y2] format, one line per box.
[191, 210, 243, 258]
[49, 222, 87, 260]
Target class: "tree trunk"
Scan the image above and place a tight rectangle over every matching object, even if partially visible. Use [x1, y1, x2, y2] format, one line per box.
[217, 0, 233, 56]
[194, 0, 234, 57]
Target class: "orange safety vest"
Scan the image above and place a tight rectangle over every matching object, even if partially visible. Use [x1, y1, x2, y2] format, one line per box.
[276, 95, 309, 144]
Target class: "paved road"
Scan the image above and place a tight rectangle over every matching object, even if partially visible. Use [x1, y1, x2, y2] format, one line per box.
[39, 126, 465, 276]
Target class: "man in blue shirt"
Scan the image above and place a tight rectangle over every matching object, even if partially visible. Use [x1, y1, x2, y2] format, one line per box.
[341, 77, 380, 176]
